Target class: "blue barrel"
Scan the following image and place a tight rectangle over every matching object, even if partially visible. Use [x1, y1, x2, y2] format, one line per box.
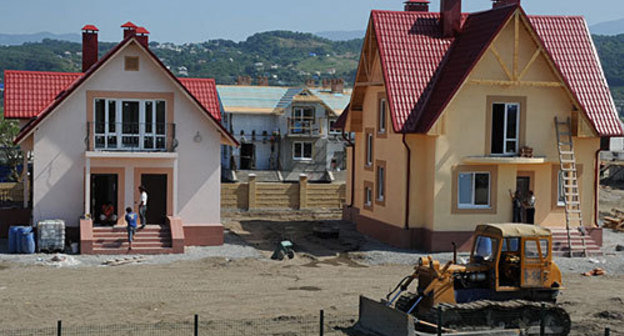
[20, 227, 35, 254]
[8, 226, 20, 253]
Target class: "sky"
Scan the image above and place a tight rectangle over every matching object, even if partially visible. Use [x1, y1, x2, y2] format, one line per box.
[1, 0, 622, 43]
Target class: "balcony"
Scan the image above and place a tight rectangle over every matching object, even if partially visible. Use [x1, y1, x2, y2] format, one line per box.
[286, 117, 325, 137]
[86, 122, 177, 152]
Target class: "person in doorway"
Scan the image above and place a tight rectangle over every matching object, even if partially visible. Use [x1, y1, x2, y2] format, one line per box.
[509, 190, 522, 223]
[138, 185, 148, 229]
[524, 191, 536, 224]
[124, 207, 138, 250]
[99, 202, 117, 225]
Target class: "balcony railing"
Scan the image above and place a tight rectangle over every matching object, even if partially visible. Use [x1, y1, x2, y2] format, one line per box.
[287, 117, 325, 136]
[86, 122, 176, 152]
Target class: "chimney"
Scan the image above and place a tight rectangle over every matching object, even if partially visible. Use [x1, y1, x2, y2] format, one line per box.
[136, 27, 150, 48]
[404, 0, 429, 12]
[121, 21, 137, 39]
[441, 0, 461, 38]
[236, 76, 252, 85]
[305, 79, 316, 88]
[330, 78, 344, 94]
[81, 25, 99, 72]
[257, 76, 269, 86]
[492, 0, 520, 8]
[322, 78, 331, 89]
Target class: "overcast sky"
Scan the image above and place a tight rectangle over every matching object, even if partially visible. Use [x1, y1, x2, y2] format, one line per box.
[1, 0, 622, 43]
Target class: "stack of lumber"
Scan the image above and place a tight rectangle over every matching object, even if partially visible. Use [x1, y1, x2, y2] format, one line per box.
[603, 208, 624, 232]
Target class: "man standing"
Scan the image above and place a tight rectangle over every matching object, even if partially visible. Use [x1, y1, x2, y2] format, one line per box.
[525, 191, 536, 224]
[509, 189, 522, 223]
[138, 185, 148, 229]
[125, 207, 138, 250]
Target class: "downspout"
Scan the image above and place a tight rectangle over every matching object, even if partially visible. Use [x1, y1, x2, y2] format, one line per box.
[342, 129, 355, 207]
[402, 132, 411, 230]
[593, 147, 602, 228]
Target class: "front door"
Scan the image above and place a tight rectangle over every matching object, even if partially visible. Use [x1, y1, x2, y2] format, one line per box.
[140, 174, 167, 224]
[516, 176, 530, 223]
[240, 144, 255, 170]
[91, 174, 118, 225]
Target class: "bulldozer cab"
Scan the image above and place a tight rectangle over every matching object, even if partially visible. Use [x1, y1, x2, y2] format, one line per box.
[472, 224, 557, 291]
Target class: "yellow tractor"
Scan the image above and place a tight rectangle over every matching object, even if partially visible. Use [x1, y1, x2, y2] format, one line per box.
[359, 223, 570, 335]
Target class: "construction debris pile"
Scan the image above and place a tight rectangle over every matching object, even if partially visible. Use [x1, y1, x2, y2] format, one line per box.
[603, 208, 624, 232]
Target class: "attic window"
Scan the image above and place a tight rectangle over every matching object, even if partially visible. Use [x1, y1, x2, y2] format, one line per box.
[125, 56, 139, 71]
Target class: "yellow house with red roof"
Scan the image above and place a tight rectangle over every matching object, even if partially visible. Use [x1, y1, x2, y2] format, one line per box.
[4, 22, 238, 254]
[339, 0, 622, 253]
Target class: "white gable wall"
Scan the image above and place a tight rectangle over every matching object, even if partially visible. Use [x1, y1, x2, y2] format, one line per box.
[32, 41, 221, 226]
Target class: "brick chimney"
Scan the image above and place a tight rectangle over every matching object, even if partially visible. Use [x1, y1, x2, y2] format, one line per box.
[136, 27, 150, 48]
[236, 76, 252, 85]
[81, 25, 99, 72]
[404, 0, 429, 12]
[305, 79, 316, 88]
[121, 21, 137, 39]
[492, 0, 520, 8]
[257, 76, 269, 86]
[441, 0, 461, 38]
[330, 78, 344, 94]
[322, 78, 331, 89]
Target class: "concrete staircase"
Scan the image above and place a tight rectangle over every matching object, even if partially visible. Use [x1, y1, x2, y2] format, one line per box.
[549, 227, 602, 257]
[91, 225, 176, 254]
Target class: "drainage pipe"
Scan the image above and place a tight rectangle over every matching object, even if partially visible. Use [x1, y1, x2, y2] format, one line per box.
[342, 129, 355, 207]
[402, 133, 411, 230]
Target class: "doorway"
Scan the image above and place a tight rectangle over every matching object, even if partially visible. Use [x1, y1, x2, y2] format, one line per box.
[91, 174, 118, 226]
[140, 174, 167, 224]
[516, 173, 533, 224]
[240, 143, 255, 170]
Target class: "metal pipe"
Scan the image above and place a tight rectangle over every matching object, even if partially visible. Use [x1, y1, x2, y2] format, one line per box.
[452, 242, 457, 264]
[319, 309, 324, 336]
[594, 148, 601, 228]
[402, 133, 411, 230]
[342, 129, 355, 207]
[407, 296, 423, 315]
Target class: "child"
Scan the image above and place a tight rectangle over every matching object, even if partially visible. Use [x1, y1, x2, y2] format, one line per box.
[125, 207, 138, 250]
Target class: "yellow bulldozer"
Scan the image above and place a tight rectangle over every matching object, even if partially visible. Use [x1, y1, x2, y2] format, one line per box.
[358, 223, 571, 336]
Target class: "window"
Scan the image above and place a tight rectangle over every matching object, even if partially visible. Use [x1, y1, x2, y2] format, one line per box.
[365, 131, 373, 168]
[458, 172, 490, 208]
[491, 103, 520, 155]
[524, 239, 540, 260]
[376, 161, 386, 205]
[124, 56, 139, 71]
[93, 99, 166, 151]
[472, 236, 499, 262]
[363, 181, 374, 210]
[293, 142, 313, 160]
[378, 98, 387, 134]
[290, 106, 315, 134]
[557, 170, 566, 206]
[329, 119, 341, 135]
[539, 239, 549, 258]
[502, 238, 520, 252]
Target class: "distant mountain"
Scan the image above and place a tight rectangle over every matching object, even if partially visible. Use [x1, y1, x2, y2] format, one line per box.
[590, 18, 624, 36]
[315, 30, 366, 41]
[0, 32, 81, 46]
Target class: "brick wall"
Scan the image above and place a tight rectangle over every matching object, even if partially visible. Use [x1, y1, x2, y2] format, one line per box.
[221, 176, 345, 210]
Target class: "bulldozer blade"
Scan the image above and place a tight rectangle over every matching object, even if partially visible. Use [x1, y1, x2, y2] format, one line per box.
[355, 296, 416, 336]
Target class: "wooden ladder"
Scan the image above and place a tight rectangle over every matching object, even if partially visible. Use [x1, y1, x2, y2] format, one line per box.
[554, 117, 587, 257]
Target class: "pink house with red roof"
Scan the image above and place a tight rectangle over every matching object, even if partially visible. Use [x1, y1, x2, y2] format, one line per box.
[4, 22, 238, 254]
[340, 0, 622, 252]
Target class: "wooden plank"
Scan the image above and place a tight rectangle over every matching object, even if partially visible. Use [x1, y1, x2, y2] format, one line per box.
[490, 46, 514, 80]
[469, 79, 563, 87]
[513, 13, 520, 80]
[518, 48, 541, 80]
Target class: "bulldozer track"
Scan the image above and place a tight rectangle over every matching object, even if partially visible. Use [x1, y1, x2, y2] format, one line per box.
[396, 294, 571, 336]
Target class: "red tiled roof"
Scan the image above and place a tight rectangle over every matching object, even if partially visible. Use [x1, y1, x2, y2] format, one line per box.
[4, 71, 81, 119]
[135, 27, 150, 34]
[529, 15, 622, 136]
[81, 25, 99, 31]
[371, 6, 622, 136]
[409, 5, 517, 132]
[4, 71, 222, 121]
[121, 21, 137, 28]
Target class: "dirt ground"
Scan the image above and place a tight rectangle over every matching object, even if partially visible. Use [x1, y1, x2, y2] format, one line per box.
[0, 187, 623, 335]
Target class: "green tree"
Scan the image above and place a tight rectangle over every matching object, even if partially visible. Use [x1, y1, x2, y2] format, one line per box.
[0, 106, 23, 181]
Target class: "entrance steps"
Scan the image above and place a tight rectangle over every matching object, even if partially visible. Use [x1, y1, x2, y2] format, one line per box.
[91, 225, 176, 255]
[548, 227, 602, 257]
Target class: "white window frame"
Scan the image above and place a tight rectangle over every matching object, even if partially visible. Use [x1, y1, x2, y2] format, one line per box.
[366, 133, 373, 166]
[491, 102, 520, 155]
[377, 166, 385, 201]
[293, 141, 313, 161]
[557, 170, 566, 206]
[457, 172, 491, 209]
[365, 187, 372, 207]
[329, 119, 341, 135]
[378, 98, 387, 134]
[93, 98, 166, 151]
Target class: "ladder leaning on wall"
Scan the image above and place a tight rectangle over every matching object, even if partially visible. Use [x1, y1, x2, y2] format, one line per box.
[554, 117, 587, 257]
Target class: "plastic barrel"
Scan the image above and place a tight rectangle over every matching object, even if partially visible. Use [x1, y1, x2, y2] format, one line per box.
[8, 226, 20, 253]
[17, 226, 35, 253]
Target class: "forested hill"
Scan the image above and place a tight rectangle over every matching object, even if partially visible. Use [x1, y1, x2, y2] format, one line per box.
[0, 31, 361, 87]
[0, 30, 623, 105]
